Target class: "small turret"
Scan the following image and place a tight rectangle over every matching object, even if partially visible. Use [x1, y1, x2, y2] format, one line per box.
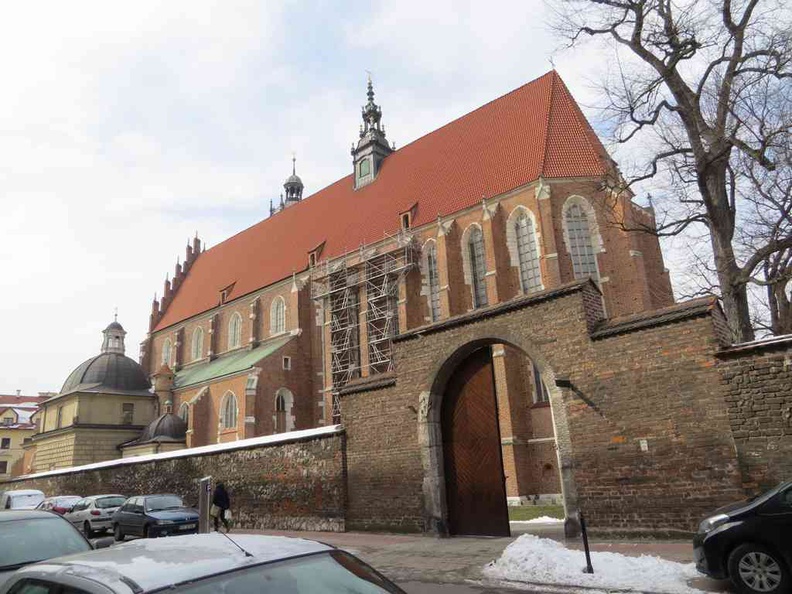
[101, 314, 127, 355]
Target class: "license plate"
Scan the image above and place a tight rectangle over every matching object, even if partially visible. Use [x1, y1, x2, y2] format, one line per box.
[179, 524, 196, 530]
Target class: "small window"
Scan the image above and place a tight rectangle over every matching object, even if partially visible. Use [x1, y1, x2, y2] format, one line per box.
[358, 158, 371, 178]
[271, 297, 286, 335]
[121, 403, 134, 425]
[0, 461, 8, 474]
[401, 212, 411, 230]
[533, 364, 549, 404]
[179, 403, 190, 426]
[220, 392, 238, 430]
[161, 338, 172, 367]
[309, 252, 317, 267]
[191, 327, 204, 361]
[228, 313, 243, 350]
[1, 438, 10, 449]
[2, 416, 13, 426]
[283, 356, 292, 370]
[56, 407, 64, 429]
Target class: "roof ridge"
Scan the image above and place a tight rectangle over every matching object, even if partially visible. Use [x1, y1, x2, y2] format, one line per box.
[538, 70, 557, 177]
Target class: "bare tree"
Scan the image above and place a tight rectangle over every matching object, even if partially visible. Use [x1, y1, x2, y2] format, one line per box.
[554, 0, 792, 342]
[739, 143, 792, 334]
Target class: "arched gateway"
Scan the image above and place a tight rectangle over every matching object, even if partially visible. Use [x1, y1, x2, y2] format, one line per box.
[338, 280, 744, 537]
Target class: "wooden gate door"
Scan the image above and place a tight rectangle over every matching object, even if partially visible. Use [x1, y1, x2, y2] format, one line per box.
[442, 347, 510, 536]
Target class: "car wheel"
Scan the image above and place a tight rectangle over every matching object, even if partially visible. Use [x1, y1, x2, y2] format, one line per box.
[728, 543, 790, 594]
[113, 524, 124, 542]
[83, 521, 93, 539]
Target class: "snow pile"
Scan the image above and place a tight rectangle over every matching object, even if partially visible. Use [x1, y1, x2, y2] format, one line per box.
[510, 516, 564, 524]
[483, 535, 706, 594]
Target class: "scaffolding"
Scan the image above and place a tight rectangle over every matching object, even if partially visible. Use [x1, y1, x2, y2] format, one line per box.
[312, 239, 417, 421]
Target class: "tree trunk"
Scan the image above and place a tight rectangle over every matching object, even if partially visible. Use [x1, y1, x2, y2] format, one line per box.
[702, 158, 756, 344]
[768, 281, 792, 336]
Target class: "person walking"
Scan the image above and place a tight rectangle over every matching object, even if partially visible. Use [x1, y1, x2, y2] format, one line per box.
[212, 481, 231, 533]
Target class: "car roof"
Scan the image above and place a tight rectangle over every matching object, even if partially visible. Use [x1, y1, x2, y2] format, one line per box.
[1, 489, 44, 496]
[17, 533, 334, 592]
[82, 494, 125, 500]
[0, 510, 62, 522]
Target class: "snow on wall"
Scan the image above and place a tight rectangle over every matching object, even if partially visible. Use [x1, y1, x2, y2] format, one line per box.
[11, 425, 344, 481]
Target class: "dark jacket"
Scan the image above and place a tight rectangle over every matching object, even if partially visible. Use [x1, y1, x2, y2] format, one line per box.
[212, 484, 230, 510]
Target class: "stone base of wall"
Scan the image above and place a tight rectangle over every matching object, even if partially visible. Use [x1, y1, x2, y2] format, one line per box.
[3, 428, 347, 533]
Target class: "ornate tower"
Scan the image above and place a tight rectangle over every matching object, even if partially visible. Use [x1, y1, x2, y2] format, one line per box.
[351, 76, 393, 189]
[283, 155, 304, 207]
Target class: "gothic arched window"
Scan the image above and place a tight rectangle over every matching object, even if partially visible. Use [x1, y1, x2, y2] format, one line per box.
[564, 199, 600, 281]
[467, 226, 488, 308]
[426, 242, 441, 322]
[191, 327, 204, 361]
[228, 313, 242, 350]
[515, 213, 542, 293]
[161, 339, 172, 367]
[178, 403, 190, 427]
[274, 388, 294, 433]
[220, 392, 238, 430]
[271, 297, 286, 335]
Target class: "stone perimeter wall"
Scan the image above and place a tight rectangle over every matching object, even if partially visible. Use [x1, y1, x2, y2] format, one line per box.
[719, 339, 792, 492]
[2, 431, 347, 533]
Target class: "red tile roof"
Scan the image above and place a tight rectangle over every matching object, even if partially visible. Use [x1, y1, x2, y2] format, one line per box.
[155, 71, 610, 331]
[0, 395, 50, 406]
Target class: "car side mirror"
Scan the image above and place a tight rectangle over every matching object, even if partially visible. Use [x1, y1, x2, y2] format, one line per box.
[93, 537, 115, 550]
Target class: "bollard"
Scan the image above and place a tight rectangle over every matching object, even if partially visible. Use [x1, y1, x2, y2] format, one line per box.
[580, 512, 594, 574]
[198, 476, 212, 534]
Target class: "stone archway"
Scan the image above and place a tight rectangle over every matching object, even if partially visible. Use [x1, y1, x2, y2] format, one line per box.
[415, 327, 580, 537]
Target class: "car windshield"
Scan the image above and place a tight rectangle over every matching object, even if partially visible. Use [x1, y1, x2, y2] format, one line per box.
[96, 496, 126, 509]
[0, 517, 91, 570]
[8, 493, 44, 509]
[172, 550, 403, 594]
[146, 495, 184, 512]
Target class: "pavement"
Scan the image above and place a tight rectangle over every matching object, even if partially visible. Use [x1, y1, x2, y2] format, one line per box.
[235, 522, 733, 593]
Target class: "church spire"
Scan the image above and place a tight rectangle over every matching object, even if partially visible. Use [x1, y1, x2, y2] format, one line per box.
[352, 75, 393, 190]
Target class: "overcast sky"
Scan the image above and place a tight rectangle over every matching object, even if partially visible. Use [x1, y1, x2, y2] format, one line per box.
[1, 0, 685, 394]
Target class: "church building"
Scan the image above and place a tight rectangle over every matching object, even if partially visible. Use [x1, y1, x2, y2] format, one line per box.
[138, 71, 674, 505]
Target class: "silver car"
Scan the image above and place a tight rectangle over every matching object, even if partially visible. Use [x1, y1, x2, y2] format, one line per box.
[64, 494, 126, 538]
[0, 533, 405, 593]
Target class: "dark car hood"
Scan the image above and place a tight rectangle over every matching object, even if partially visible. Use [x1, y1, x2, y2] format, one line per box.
[147, 508, 198, 521]
[710, 481, 791, 518]
[713, 499, 757, 516]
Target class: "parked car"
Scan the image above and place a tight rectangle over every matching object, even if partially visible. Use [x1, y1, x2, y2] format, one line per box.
[112, 494, 198, 540]
[694, 480, 792, 594]
[35, 495, 82, 515]
[0, 490, 44, 511]
[65, 494, 127, 537]
[0, 510, 112, 587]
[0, 532, 406, 593]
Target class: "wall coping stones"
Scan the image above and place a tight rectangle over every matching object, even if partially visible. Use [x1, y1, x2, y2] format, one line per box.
[1, 424, 344, 485]
[339, 373, 397, 396]
[717, 333, 792, 357]
[395, 279, 598, 342]
[590, 296, 718, 340]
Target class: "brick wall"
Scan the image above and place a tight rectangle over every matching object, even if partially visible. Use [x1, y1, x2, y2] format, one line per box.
[2, 429, 347, 533]
[718, 337, 792, 492]
[340, 282, 744, 535]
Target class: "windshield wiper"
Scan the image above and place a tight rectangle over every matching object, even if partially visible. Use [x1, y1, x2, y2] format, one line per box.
[0, 560, 46, 571]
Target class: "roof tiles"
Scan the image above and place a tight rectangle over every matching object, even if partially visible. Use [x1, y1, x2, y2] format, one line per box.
[155, 71, 609, 331]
